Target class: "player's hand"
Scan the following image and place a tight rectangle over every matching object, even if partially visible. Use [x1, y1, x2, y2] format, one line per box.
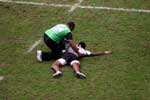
[78, 48, 87, 55]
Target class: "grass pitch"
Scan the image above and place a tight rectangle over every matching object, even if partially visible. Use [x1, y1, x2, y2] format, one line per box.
[0, 0, 150, 100]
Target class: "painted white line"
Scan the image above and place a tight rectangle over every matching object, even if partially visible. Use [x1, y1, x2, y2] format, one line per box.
[0, 0, 150, 13]
[79, 5, 150, 13]
[0, 76, 4, 81]
[68, 0, 83, 12]
[0, 0, 71, 7]
[27, 39, 42, 53]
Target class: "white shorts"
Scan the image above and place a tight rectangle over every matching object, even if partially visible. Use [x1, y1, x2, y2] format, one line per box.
[58, 58, 80, 66]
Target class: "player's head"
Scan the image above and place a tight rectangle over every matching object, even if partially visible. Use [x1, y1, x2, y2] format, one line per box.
[78, 41, 86, 49]
[67, 21, 75, 31]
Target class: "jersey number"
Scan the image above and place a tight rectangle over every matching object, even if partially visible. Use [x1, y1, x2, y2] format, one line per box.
[51, 25, 64, 34]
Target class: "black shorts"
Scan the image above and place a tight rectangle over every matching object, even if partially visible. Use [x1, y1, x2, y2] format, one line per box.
[62, 52, 78, 65]
[44, 34, 63, 58]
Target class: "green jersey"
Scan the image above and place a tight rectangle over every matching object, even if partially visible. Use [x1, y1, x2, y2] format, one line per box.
[45, 24, 71, 43]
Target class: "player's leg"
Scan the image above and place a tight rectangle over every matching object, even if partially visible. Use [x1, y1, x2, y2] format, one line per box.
[51, 58, 66, 78]
[37, 51, 57, 62]
[37, 34, 61, 62]
[70, 60, 86, 79]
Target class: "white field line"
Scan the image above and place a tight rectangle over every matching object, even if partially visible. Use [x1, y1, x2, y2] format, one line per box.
[79, 5, 150, 13]
[0, 0, 72, 7]
[0, 76, 4, 81]
[27, 38, 42, 53]
[0, 0, 150, 13]
[68, 0, 83, 12]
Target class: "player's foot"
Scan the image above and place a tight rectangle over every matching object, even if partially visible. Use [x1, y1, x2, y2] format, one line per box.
[53, 71, 63, 79]
[75, 72, 86, 79]
[37, 50, 42, 62]
[104, 50, 112, 55]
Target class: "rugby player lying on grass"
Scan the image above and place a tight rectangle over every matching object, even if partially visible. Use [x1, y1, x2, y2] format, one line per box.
[51, 42, 112, 79]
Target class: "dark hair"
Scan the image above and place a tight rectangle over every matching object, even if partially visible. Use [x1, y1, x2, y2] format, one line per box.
[78, 42, 86, 49]
[67, 21, 75, 31]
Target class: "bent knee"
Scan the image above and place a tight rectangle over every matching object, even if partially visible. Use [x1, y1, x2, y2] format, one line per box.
[52, 60, 61, 68]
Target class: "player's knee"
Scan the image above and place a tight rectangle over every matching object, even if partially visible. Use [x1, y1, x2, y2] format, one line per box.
[57, 58, 67, 66]
[70, 60, 80, 66]
[51, 60, 59, 68]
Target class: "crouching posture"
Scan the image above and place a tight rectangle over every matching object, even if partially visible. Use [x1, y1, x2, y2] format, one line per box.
[51, 42, 112, 79]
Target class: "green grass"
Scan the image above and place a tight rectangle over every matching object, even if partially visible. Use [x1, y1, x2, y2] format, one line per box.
[0, 0, 150, 100]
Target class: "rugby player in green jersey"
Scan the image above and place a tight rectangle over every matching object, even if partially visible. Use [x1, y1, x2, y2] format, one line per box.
[37, 22, 80, 62]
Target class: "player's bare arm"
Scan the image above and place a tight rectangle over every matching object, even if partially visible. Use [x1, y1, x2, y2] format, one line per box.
[68, 40, 83, 54]
[79, 50, 112, 57]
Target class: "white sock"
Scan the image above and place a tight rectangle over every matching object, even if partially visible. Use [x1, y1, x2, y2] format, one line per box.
[56, 71, 62, 74]
[76, 71, 80, 74]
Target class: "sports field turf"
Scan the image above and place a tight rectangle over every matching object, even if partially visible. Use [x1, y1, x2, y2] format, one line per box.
[0, 0, 150, 100]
